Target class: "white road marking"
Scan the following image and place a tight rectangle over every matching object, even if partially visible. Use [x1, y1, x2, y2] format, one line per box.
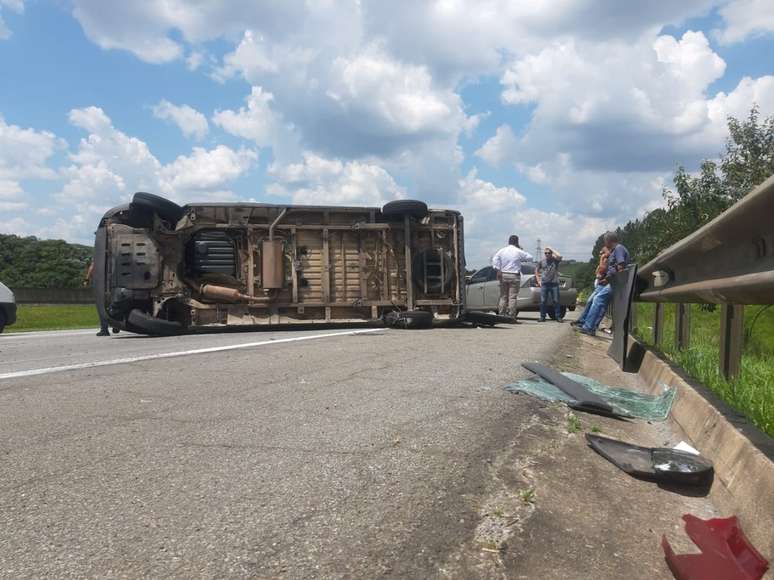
[0, 329, 99, 340]
[0, 328, 385, 381]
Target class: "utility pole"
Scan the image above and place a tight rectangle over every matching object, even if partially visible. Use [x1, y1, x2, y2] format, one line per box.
[536, 238, 542, 262]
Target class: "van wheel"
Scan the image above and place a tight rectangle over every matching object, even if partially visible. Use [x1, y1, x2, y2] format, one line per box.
[0, 310, 5, 333]
[382, 200, 429, 220]
[384, 309, 433, 329]
[127, 308, 184, 336]
[131, 192, 184, 225]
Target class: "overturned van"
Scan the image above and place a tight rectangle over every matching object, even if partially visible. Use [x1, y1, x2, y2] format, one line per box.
[94, 193, 466, 335]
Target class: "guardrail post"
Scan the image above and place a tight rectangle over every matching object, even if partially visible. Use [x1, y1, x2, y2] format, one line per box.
[675, 303, 691, 350]
[653, 303, 664, 346]
[719, 304, 744, 380]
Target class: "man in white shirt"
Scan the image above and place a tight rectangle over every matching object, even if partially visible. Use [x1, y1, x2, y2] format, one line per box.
[492, 235, 534, 320]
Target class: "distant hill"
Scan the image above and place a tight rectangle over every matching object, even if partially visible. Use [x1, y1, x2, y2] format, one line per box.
[0, 234, 93, 288]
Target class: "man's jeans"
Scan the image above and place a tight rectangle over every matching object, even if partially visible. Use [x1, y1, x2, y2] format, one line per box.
[539, 283, 561, 320]
[582, 283, 612, 333]
[576, 285, 601, 326]
[498, 273, 520, 318]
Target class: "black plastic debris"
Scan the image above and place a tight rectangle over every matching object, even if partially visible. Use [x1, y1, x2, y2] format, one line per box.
[522, 362, 619, 417]
[586, 434, 714, 486]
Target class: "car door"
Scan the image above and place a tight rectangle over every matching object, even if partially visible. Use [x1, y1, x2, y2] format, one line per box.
[482, 268, 502, 310]
[465, 267, 492, 309]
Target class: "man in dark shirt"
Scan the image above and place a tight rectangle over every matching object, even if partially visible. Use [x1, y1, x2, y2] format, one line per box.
[579, 232, 629, 336]
[536, 246, 563, 322]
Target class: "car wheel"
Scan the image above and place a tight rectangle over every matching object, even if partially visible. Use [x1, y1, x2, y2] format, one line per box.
[127, 308, 184, 336]
[384, 309, 433, 329]
[131, 192, 184, 225]
[381, 200, 429, 220]
[0, 310, 5, 333]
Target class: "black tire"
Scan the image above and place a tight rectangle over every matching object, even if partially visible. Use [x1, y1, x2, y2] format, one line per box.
[382, 200, 429, 220]
[548, 306, 568, 321]
[131, 192, 184, 225]
[0, 310, 5, 333]
[463, 310, 512, 326]
[127, 308, 184, 336]
[384, 309, 433, 329]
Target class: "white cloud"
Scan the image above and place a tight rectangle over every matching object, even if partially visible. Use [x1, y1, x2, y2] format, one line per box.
[268, 152, 405, 206]
[475, 125, 518, 167]
[449, 171, 612, 267]
[0, 115, 62, 213]
[159, 146, 256, 193]
[475, 29, 774, 219]
[70, 0, 309, 63]
[459, 168, 525, 210]
[509, 208, 615, 263]
[152, 100, 209, 140]
[58, 107, 257, 228]
[716, 0, 774, 44]
[0, 115, 61, 181]
[0, 0, 24, 40]
[186, 51, 204, 71]
[362, 0, 718, 82]
[0, 216, 30, 235]
[212, 86, 277, 146]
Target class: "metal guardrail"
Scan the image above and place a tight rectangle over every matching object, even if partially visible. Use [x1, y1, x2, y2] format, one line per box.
[633, 173, 774, 379]
[11, 287, 95, 304]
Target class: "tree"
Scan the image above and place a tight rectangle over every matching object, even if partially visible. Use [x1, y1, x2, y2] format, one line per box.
[0, 234, 93, 288]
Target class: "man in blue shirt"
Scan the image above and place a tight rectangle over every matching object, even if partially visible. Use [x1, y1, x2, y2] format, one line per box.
[578, 232, 629, 336]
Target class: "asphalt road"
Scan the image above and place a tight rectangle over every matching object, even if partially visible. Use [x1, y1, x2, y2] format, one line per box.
[0, 318, 571, 578]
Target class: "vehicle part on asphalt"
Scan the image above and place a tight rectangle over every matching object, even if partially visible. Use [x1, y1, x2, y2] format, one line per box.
[131, 192, 185, 225]
[505, 372, 676, 421]
[586, 434, 714, 486]
[462, 310, 513, 326]
[383, 309, 434, 329]
[127, 308, 184, 336]
[662, 515, 768, 580]
[381, 199, 429, 220]
[521, 362, 618, 417]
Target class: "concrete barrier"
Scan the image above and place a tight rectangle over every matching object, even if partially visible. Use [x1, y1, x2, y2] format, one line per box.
[632, 339, 774, 558]
[11, 287, 95, 304]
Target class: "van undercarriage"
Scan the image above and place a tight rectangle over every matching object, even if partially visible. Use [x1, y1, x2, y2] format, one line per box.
[96, 194, 466, 334]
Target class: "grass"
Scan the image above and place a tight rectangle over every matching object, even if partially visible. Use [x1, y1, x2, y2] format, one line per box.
[566, 413, 582, 434]
[7, 304, 100, 333]
[633, 303, 774, 437]
[518, 488, 536, 504]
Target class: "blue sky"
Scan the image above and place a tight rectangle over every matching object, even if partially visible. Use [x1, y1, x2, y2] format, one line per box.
[1, 0, 773, 267]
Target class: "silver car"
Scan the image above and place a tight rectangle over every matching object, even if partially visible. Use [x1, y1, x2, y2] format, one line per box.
[0, 281, 16, 333]
[465, 264, 577, 319]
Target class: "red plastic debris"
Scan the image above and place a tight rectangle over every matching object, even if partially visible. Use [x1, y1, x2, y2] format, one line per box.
[662, 515, 769, 580]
